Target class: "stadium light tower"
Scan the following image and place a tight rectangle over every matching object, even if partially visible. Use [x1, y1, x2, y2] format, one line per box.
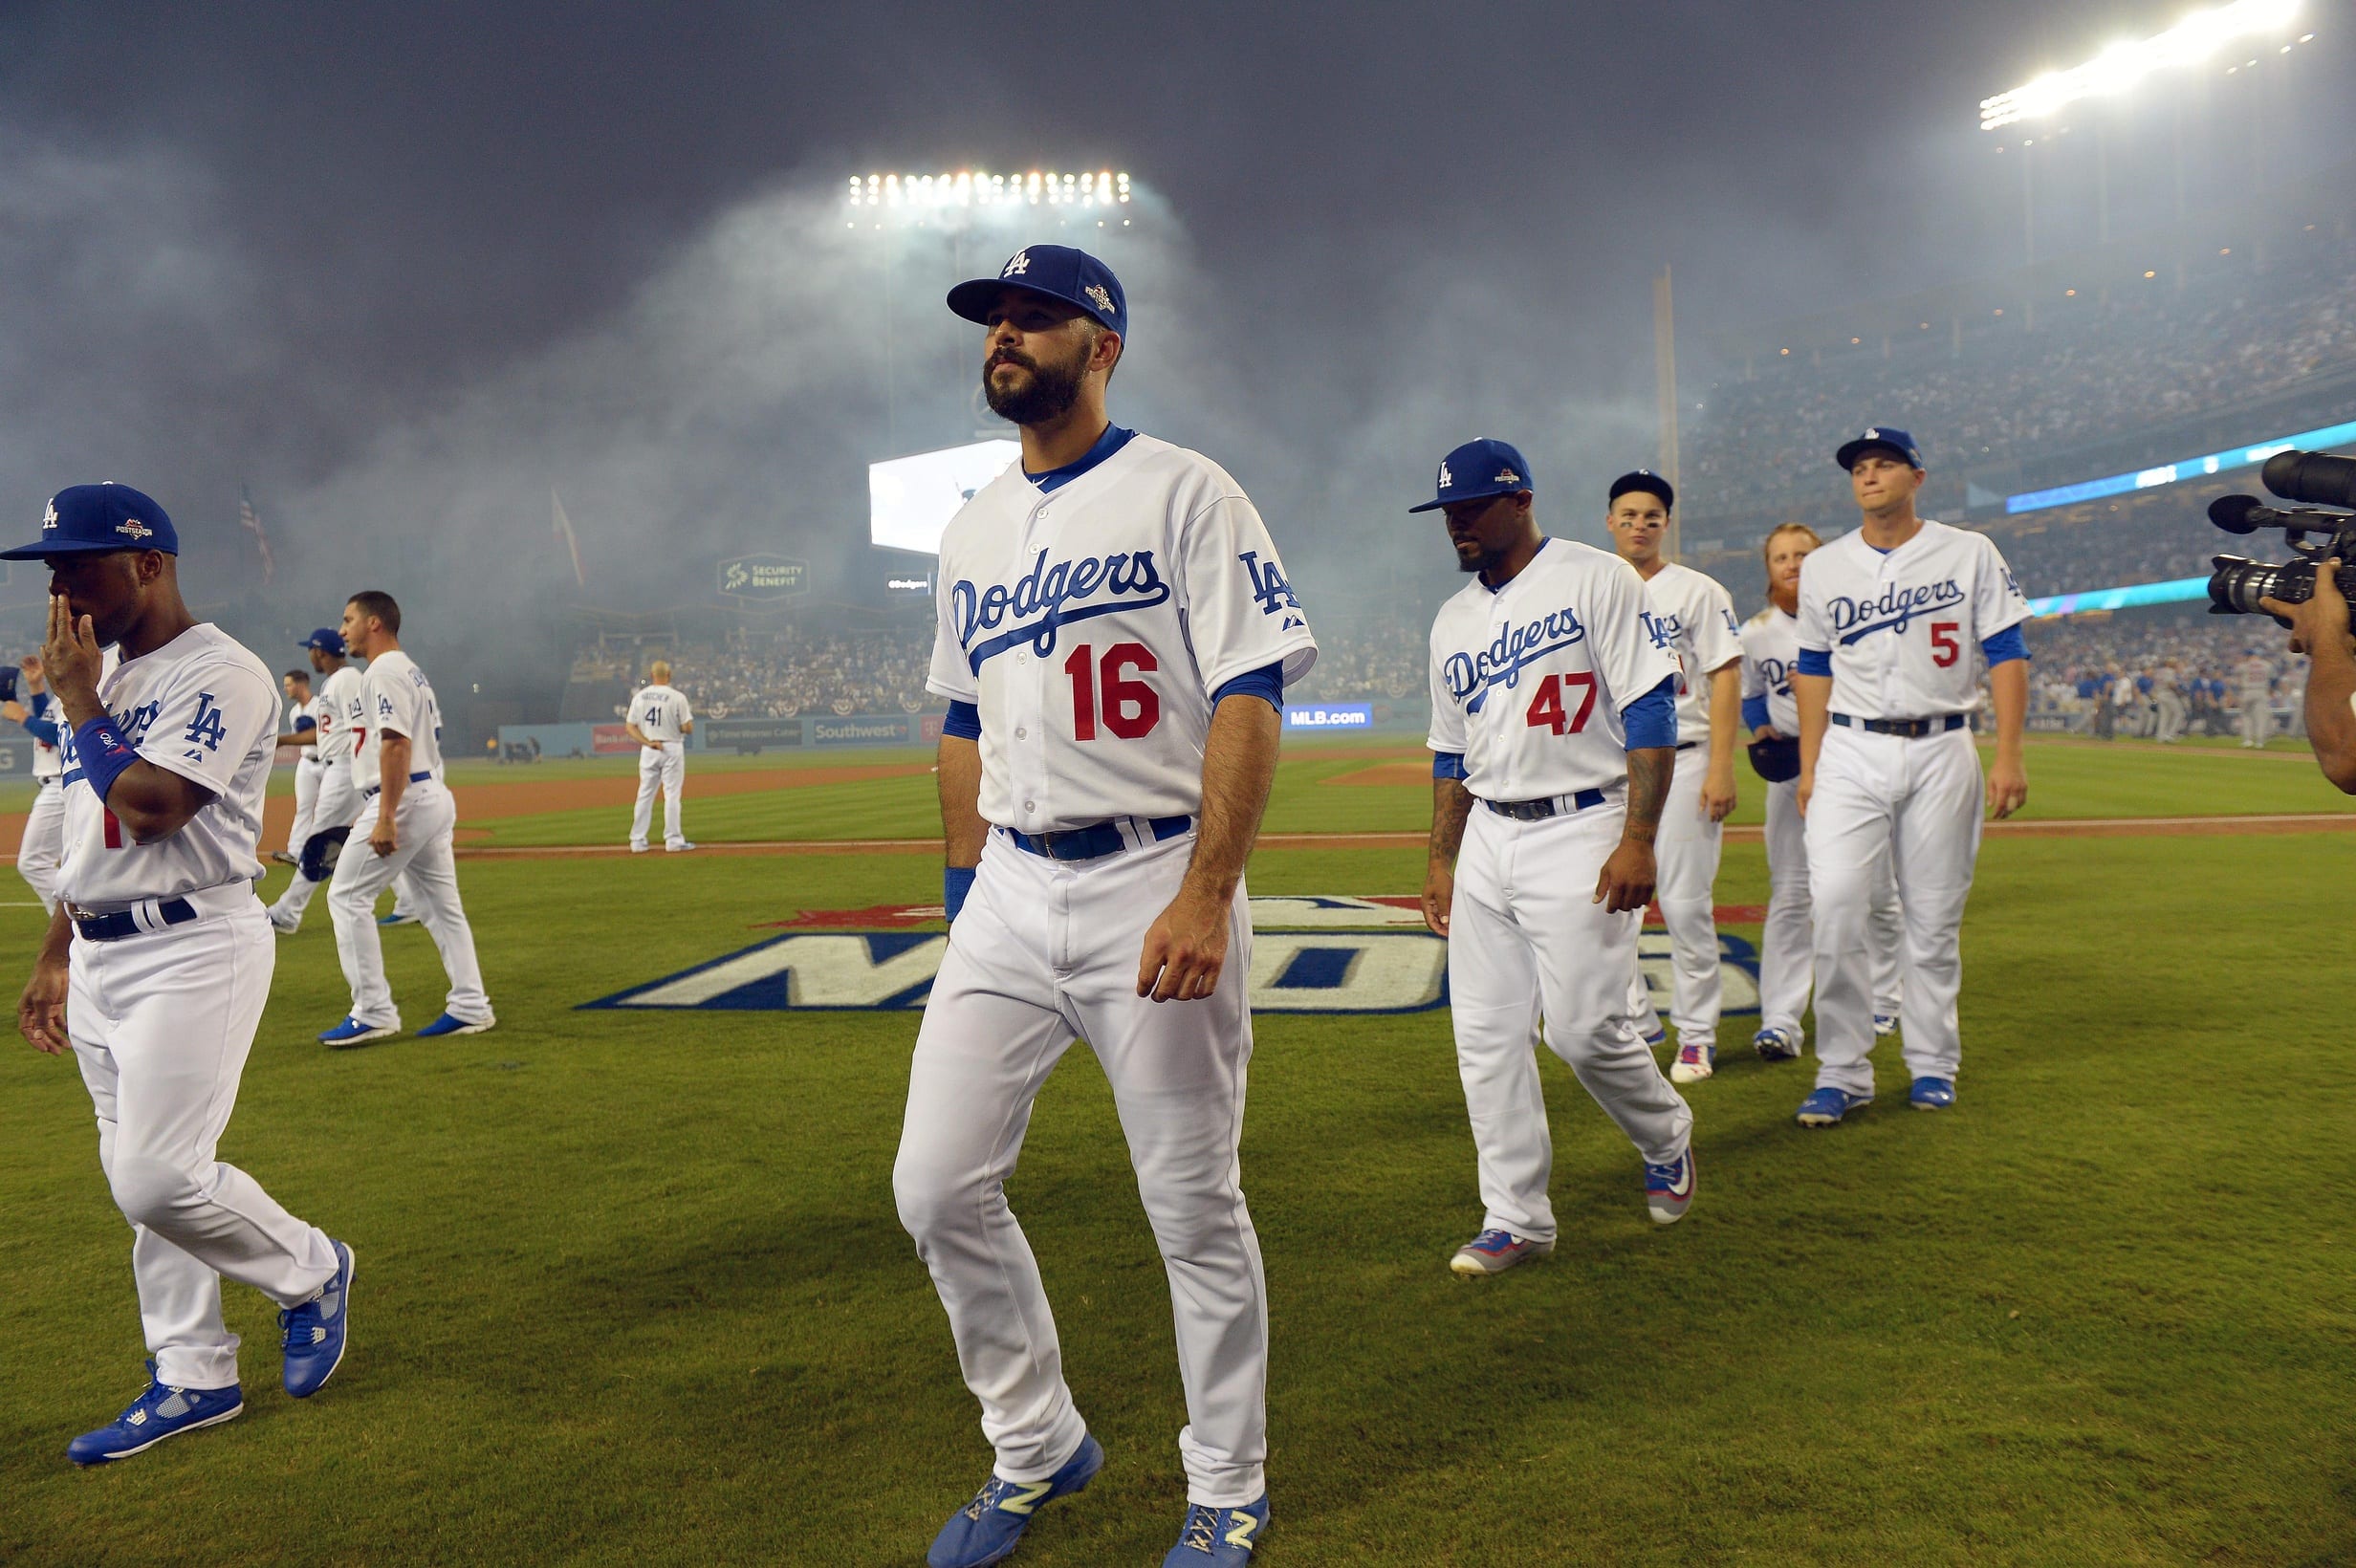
[843, 168, 1133, 227]
[1977, 0, 2303, 130]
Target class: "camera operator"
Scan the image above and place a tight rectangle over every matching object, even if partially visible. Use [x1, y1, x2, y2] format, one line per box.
[2260, 559, 2356, 794]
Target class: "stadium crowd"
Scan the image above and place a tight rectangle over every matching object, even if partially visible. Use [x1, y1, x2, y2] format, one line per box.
[1685, 227, 2356, 516]
[579, 626, 935, 720]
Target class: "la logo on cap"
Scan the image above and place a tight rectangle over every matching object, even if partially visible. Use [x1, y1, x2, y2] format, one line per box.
[1002, 250, 1031, 277]
[1866, 427, 1882, 439]
[1437, 459, 1453, 488]
[41, 499, 56, 531]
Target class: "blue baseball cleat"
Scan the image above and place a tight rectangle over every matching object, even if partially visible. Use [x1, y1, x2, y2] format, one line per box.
[1450, 1228, 1553, 1276]
[1796, 1087, 1872, 1127]
[927, 1432, 1104, 1568]
[68, 1361, 242, 1465]
[281, 1240, 354, 1398]
[1752, 1025, 1802, 1062]
[1644, 1147, 1696, 1225]
[415, 1012, 494, 1038]
[1909, 1077, 1957, 1110]
[1874, 1013, 1901, 1037]
[1164, 1495, 1271, 1565]
[318, 1015, 398, 1047]
[378, 911, 420, 927]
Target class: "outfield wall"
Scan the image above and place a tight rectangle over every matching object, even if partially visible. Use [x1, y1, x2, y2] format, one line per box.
[495, 714, 950, 756]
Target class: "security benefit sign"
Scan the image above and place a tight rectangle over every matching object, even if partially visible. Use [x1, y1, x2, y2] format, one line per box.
[581, 896, 1759, 1015]
[718, 554, 809, 603]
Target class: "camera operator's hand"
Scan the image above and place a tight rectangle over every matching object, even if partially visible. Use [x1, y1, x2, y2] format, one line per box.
[2261, 559, 2352, 659]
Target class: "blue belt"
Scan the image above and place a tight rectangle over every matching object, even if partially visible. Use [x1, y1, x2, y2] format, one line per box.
[1006, 815, 1192, 861]
[360, 770, 434, 799]
[1484, 787, 1606, 822]
[1832, 712, 1966, 739]
[75, 898, 196, 943]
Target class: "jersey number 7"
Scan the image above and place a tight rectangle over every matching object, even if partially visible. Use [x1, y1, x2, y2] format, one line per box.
[1524, 672, 1597, 735]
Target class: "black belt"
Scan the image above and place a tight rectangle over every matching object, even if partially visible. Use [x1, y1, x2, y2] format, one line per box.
[1484, 788, 1607, 821]
[1675, 741, 1698, 751]
[1007, 815, 1191, 861]
[1831, 712, 1967, 739]
[73, 898, 196, 943]
[360, 770, 434, 799]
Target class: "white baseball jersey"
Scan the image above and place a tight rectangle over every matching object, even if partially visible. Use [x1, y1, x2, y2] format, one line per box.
[316, 664, 364, 765]
[926, 430, 1318, 832]
[628, 683, 693, 742]
[1796, 520, 2030, 719]
[354, 648, 446, 788]
[27, 688, 63, 782]
[1740, 605, 1803, 735]
[1640, 562, 1741, 745]
[55, 624, 278, 908]
[2236, 655, 2272, 693]
[1427, 537, 1680, 802]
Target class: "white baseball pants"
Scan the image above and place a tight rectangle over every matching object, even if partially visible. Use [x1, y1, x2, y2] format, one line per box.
[1757, 776, 1903, 1040]
[1651, 751, 1725, 1045]
[2238, 694, 2270, 747]
[894, 827, 1267, 1509]
[1448, 799, 1693, 1246]
[327, 781, 491, 1029]
[1804, 726, 1983, 1096]
[272, 764, 360, 928]
[286, 757, 325, 857]
[70, 897, 339, 1389]
[17, 778, 64, 914]
[630, 743, 687, 849]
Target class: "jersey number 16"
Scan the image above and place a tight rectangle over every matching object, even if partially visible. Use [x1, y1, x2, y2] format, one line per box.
[1065, 642, 1161, 740]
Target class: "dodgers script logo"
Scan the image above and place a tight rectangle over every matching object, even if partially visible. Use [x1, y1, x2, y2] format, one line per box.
[951, 549, 1170, 673]
[1444, 605, 1589, 712]
[1829, 577, 1966, 644]
[1756, 655, 1793, 696]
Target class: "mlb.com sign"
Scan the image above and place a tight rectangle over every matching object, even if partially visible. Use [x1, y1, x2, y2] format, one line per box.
[1283, 704, 1371, 731]
[582, 897, 1759, 1015]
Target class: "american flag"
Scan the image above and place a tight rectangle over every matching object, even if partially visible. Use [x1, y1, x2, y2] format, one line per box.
[551, 489, 586, 589]
[238, 490, 274, 585]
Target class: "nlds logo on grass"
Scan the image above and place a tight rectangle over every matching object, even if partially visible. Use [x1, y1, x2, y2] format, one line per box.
[582, 898, 1760, 1015]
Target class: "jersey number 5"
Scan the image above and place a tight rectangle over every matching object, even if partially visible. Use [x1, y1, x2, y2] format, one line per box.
[1931, 621, 1961, 668]
[1065, 642, 1161, 740]
[1524, 672, 1597, 735]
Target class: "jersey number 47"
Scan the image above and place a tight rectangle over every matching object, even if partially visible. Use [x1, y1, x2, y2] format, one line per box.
[1524, 672, 1596, 735]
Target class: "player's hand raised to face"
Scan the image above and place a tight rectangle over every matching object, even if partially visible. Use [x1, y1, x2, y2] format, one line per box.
[42, 593, 105, 711]
[1137, 884, 1230, 1002]
[17, 954, 70, 1056]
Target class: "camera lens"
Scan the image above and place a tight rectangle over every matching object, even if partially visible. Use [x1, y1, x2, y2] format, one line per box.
[2208, 555, 2310, 615]
[2261, 449, 2356, 510]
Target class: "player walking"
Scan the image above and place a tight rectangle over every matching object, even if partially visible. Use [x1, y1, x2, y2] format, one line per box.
[1739, 522, 1905, 1061]
[897, 244, 1314, 1568]
[2236, 648, 2273, 747]
[268, 629, 365, 934]
[1604, 472, 1742, 1081]
[625, 659, 694, 853]
[7, 655, 68, 912]
[1418, 441, 1695, 1278]
[7, 484, 352, 1465]
[273, 666, 318, 865]
[1792, 428, 2030, 1123]
[318, 592, 494, 1042]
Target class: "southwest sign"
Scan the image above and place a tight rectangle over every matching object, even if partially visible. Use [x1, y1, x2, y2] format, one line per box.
[583, 897, 1760, 1015]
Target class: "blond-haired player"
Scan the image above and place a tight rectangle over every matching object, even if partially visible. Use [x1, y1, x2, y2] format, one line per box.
[1739, 523, 1904, 1062]
[625, 659, 694, 853]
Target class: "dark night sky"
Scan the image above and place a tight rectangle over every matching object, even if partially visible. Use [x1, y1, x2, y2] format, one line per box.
[1, 1, 2346, 654]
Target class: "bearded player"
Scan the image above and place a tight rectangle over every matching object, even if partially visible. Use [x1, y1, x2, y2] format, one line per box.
[896, 244, 1315, 1568]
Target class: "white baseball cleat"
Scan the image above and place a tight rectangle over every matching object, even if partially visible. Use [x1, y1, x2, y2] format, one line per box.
[1669, 1041, 1715, 1082]
[1644, 1148, 1695, 1225]
[666, 840, 696, 853]
[628, 842, 649, 854]
[1450, 1229, 1553, 1276]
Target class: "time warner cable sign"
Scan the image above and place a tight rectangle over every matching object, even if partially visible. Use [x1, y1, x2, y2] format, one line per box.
[718, 554, 809, 602]
[581, 897, 1759, 1015]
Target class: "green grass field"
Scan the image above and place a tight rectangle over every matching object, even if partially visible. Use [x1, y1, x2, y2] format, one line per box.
[1, 740, 2351, 1565]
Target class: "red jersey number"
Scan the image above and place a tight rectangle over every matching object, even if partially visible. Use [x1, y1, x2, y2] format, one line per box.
[1524, 672, 1598, 736]
[1064, 642, 1162, 741]
[1930, 621, 1961, 668]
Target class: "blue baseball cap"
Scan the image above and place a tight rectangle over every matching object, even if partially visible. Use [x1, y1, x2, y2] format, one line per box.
[947, 244, 1127, 338]
[300, 627, 346, 654]
[1836, 426, 1925, 471]
[1409, 438, 1534, 513]
[0, 483, 179, 559]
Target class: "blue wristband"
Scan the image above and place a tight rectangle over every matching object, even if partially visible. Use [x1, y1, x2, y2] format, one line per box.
[74, 715, 139, 803]
[945, 865, 976, 924]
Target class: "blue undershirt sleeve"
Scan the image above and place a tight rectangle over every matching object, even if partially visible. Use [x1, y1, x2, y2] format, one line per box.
[21, 712, 58, 745]
[1796, 647, 1832, 678]
[942, 700, 981, 740]
[1980, 624, 2028, 666]
[1622, 674, 1679, 751]
[1740, 695, 1770, 731]
[1431, 751, 1468, 781]
[1210, 661, 1285, 711]
[294, 715, 316, 733]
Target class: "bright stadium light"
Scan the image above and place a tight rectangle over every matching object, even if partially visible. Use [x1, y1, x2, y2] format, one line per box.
[845, 168, 1132, 211]
[1979, 0, 2303, 130]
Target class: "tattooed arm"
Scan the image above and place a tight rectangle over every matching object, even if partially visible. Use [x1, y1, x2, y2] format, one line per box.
[1595, 746, 1669, 914]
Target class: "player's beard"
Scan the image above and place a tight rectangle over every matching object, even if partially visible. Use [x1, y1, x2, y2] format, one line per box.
[983, 338, 1089, 426]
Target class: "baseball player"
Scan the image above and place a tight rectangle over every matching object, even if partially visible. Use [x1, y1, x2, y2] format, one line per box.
[273, 666, 317, 865]
[625, 659, 695, 853]
[2152, 664, 2187, 744]
[318, 591, 494, 1042]
[267, 630, 366, 935]
[6, 484, 352, 1466]
[7, 655, 68, 911]
[2236, 647, 2274, 747]
[1604, 472, 1741, 1081]
[897, 243, 1313, 1568]
[1792, 428, 2030, 1124]
[1417, 439, 1696, 1280]
[1739, 522, 1905, 1061]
